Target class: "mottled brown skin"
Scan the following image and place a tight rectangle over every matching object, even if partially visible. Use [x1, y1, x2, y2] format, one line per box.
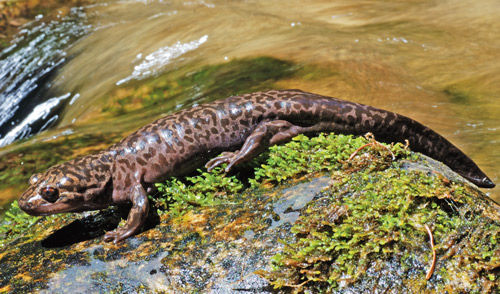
[18, 90, 495, 243]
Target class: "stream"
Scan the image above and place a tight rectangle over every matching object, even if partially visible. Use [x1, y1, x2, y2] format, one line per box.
[1, 0, 499, 205]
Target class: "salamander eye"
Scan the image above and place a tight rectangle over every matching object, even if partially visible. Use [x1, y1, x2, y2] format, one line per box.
[40, 186, 59, 203]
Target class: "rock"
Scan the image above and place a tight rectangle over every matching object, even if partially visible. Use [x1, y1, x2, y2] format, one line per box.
[1, 133, 499, 293]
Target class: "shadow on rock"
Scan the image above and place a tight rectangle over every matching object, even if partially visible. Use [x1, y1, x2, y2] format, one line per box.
[41, 207, 160, 248]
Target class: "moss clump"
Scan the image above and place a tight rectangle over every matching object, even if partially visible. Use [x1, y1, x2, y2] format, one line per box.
[0, 201, 41, 248]
[101, 56, 296, 116]
[250, 133, 409, 186]
[154, 167, 244, 217]
[154, 132, 408, 221]
[154, 131, 500, 292]
[255, 143, 500, 292]
[261, 170, 453, 289]
[2, 131, 500, 292]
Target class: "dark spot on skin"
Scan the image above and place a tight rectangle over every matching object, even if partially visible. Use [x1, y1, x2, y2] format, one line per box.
[118, 159, 130, 169]
[66, 170, 85, 182]
[143, 153, 152, 160]
[137, 157, 147, 166]
[255, 106, 265, 113]
[158, 154, 168, 166]
[152, 164, 161, 172]
[221, 118, 230, 126]
[202, 109, 217, 123]
[157, 119, 167, 128]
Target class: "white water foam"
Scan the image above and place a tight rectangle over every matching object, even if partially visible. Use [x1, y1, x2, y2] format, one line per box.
[0, 93, 71, 147]
[116, 35, 208, 86]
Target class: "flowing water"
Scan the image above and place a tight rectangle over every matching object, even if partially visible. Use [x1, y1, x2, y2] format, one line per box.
[1, 0, 499, 205]
[0, 6, 90, 146]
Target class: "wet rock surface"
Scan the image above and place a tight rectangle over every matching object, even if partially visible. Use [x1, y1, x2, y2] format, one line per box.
[1, 134, 500, 293]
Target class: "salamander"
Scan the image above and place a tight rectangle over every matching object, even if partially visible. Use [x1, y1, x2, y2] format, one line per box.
[18, 89, 495, 243]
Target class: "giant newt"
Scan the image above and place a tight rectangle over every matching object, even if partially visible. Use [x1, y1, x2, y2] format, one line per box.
[18, 90, 495, 243]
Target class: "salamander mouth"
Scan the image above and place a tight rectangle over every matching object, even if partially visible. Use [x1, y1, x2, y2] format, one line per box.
[19, 191, 112, 215]
[19, 201, 76, 216]
[18, 192, 81, 216]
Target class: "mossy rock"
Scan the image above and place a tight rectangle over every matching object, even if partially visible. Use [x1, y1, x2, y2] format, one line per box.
[1, 133, 499, 293]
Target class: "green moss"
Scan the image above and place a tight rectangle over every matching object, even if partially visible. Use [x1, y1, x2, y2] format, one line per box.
[0, 201, 39, 248]
[101, 56, 296, 116]
[154, 167, 244, 217]
[263, 169, 457, 288]
[250, 133, 404, 186]
[2, 130, 500, 292]
[254, 139, 500, 292]
[154, 132, 408, 221]
[154, 132, 500, 292]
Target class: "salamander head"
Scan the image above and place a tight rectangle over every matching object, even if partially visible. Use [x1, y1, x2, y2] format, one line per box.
[18, 160, 112, 216]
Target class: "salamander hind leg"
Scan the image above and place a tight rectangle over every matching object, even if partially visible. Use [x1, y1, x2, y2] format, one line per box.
[205, 120, 306, 172]
[104, 184, 150, 243]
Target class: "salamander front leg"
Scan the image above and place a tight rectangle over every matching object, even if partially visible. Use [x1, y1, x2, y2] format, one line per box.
[206, 120, 306, 172]
[104, 184, 149, 243]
